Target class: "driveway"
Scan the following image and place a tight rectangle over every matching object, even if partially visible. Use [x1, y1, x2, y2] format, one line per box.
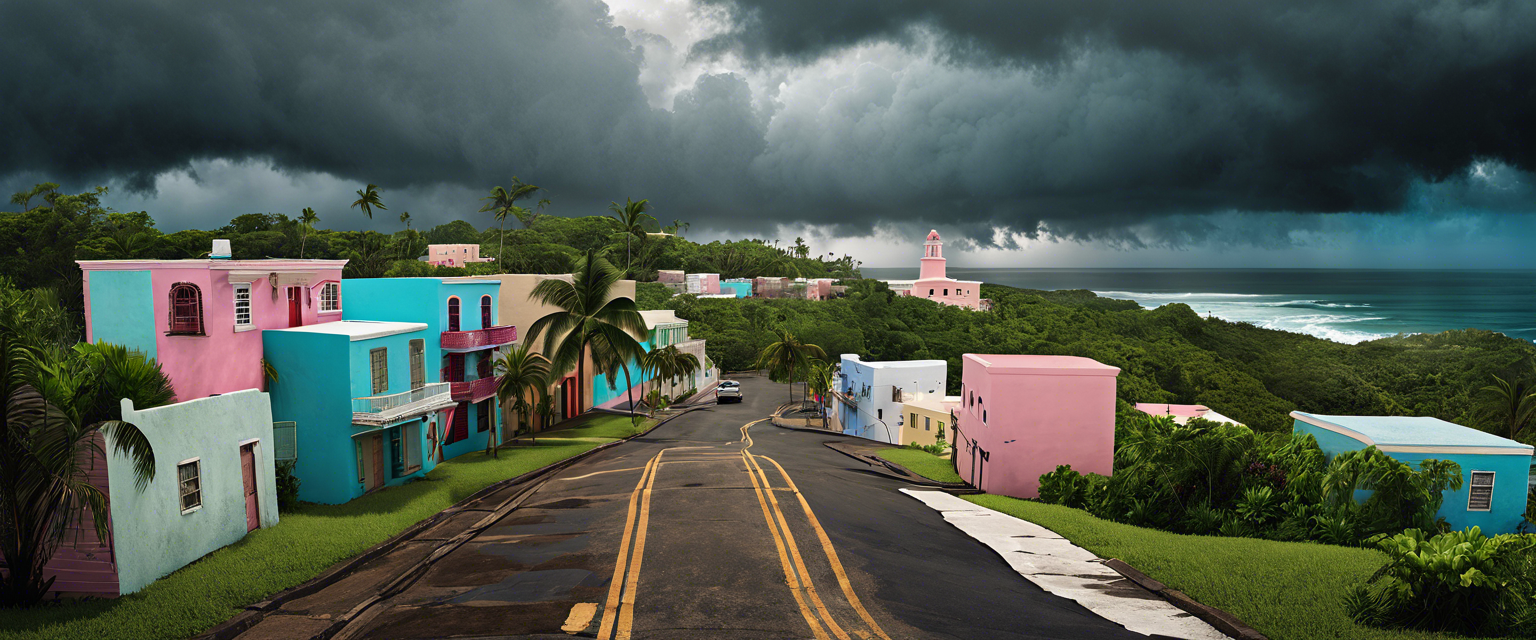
[343, 374, 1148, 639]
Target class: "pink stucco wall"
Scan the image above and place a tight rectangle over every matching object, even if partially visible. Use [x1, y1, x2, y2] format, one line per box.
[910, 277, 985, 310]
[954, 354, 1119, 499]
[426, 244, 492, 266]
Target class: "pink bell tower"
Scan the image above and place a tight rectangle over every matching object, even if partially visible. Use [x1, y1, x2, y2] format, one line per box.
[918, 229, 946, 280]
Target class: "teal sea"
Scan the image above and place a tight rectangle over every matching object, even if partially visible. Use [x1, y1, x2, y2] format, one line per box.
[861, 268, 1536, 345]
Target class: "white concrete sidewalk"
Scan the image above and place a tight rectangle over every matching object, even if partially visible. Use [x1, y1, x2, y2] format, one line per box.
[901, 489, 1230, 640]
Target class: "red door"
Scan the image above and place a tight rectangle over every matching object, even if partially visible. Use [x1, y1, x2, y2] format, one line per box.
[287, 286, 302, 327]
[240, 443, 259, 532]
[450, 402, 469, 443]
[448, 353, 465, 382]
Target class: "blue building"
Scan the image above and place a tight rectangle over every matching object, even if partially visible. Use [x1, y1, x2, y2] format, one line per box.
[720, 279, 753, 298]
[1291, 412, 1534, 534]
[265, 320, 453, 504]
[342, 278, 513, 461]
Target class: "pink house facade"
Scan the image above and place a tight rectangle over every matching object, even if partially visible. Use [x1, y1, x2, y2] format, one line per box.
[426, 244, 494, 267]
[954, 354, 1120, 499]
[883, 230, 989, 311]
[79, 250, 347, 401]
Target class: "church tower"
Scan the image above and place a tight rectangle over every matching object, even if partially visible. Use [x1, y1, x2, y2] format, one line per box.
[918, 229, 946, 280]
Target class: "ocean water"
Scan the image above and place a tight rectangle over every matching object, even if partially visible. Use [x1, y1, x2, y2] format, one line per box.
[861, 268, 1536, 345]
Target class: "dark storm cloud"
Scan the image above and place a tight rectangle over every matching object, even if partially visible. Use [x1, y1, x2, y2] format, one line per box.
[696, 0, 1536, 234]
[2, 0, 1534, 244]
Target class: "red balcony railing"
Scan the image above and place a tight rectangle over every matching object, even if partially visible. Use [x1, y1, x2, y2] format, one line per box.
[450, 376, 498, 403]
[440, 325, 517, 351]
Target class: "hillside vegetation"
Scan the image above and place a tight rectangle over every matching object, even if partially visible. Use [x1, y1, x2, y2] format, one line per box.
[643, 280, 1536, 433]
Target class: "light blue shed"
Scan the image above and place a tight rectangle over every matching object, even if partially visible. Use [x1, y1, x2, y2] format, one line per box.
[1291, 411, 1533, 534]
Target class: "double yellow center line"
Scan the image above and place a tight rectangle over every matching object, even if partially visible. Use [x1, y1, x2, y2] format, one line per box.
[595, 418, 889, 640]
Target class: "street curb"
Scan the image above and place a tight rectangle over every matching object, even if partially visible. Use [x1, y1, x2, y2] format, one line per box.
[821, 442, 974, 491]
[1103, 559, 1269, 640]
[195, 407, 704, 640]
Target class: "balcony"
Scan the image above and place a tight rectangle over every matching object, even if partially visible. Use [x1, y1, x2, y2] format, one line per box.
[440, 325, 517, 352]
[353, 382, 455, 427]
[450, 376, 498, 403]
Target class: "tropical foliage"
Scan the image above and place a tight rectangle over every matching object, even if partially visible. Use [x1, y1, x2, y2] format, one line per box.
[0, 280, 172, 606]
[494, 343, 551, 449]
[1344, 527, 1536, 636]
[1037, 415, 1465, 547]
[754, 328, 826, 404]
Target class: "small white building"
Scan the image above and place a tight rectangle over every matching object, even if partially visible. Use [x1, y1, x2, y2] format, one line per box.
[425, 244, 494, 267]
[835, 355, 947, 445]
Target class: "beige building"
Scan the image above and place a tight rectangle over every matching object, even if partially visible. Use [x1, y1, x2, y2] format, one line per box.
[471, 274, 636, 433]
[901, 395, 960, 448]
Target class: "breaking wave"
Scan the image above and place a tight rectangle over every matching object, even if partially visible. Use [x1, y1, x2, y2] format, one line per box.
[1093, 291, 1392, 344]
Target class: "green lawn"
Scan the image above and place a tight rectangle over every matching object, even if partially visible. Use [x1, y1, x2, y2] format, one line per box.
[964, 495, 1498, 640]
[0, 414, 651, 640]
[876, 448, 963, 483]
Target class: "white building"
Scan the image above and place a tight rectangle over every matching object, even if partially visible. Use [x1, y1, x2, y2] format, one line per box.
[835, 354, 947, 445]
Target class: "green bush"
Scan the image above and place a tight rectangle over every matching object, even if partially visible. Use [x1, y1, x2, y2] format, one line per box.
[1038, 464, 1093, 509]
[275, 460, 301, 512]
[1345, 528, 1536, 636]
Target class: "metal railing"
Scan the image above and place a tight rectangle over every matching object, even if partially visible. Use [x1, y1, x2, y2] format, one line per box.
[440, 325, 518, 351]
[352, 382, 455, 426]
[450, 376, 497, 403]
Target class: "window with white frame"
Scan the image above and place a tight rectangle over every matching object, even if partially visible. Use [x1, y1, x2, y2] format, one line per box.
[233, 283, 252, 328]
[178, 459, 202, 513]
[320, 282, 340, 312]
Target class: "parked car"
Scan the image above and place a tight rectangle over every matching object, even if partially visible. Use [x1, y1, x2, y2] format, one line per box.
[716, 380, 742, 403]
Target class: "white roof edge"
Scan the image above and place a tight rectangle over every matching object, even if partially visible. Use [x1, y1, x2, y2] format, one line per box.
[1290, 411, 1534, 456]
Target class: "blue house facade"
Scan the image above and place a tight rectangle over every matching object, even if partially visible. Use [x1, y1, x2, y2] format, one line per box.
[1291, 412, 1534, 534]
[342, 278, 513, 460]
[264, 321, 453, 504]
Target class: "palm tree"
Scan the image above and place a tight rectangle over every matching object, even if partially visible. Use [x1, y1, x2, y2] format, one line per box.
[525, 249, 647, 417]
[399, 210, 412, 231]
[606, 198, 655, 276]
[351, 184, 386, 221]
[1, 286, 170, 606]
[298, 208, 319, 258]
[1477, 371, 1536, 441]
[643, 345, 700, 408]
[805, 360, 834, 428]
[516, 198, 552, 229]
[534, 387, 556, 434]
[494, 343, 550, 454]
[591, 327, 648, 425]
[103, 229, 152, 259]
[755, 328, 827, 405]
[479, 178, 542, 265]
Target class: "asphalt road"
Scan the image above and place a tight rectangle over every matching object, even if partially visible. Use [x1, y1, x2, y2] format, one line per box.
[347, 374, 1147, 639]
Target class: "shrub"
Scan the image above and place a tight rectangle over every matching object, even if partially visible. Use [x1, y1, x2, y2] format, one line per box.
[1234, 485, 1282, 527]
[275, 460, 302, 512]
[1038, 465, 1092, 508]
[1344, 527, 1536, 636]
[1321, 446, 1462, 542]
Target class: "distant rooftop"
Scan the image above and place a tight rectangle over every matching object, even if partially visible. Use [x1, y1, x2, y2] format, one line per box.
[842, 354, 945, 369]
[966, 354, 1120, 376]
[1291, 412, 1533, 453]
[271, 320, 426, 341]
[1137, 403, 1243, 426]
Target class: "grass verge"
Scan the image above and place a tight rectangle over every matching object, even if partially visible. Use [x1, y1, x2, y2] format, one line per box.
[876, 448, 962, 483]
[0, 414, 652, 640]
[963, 494, 1497, 640]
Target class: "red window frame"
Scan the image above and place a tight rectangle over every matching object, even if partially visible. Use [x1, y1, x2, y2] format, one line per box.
[447, 297, 460, 332]
[168, 283, 204, 335]
[480, 295, 493, 328]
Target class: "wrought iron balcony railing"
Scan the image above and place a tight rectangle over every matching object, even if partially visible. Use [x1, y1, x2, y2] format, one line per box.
[440, 325, 517, 352]
[450, 376, 498, 403]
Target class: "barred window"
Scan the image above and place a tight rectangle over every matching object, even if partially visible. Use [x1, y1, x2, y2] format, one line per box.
[409, 339, 425, 390]
[370, 348, 388, 395]
[168, 283, 204, 335]
[233, 283, 252, 327]
[320, 282, 340, 312]
[178, 459, 202, 513]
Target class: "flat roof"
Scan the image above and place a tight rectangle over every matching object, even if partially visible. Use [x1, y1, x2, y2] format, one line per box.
[78, 259, 347, 271]
[965, 354, 1120, 376]
[1291, 412, 1534, 454]
[271, 320, 426, 341]
[841, 354, 945, 369]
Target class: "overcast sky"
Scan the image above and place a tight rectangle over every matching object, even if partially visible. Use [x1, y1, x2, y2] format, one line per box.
[3, 0, 1534, 268]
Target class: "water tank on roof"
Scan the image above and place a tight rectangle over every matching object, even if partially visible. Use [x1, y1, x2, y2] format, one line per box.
[210, 239, 232, 259]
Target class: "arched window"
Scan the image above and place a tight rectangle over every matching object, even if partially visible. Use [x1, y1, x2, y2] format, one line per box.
[447, 297, 461, 332]
[481, 295, 493, 328]
[168, 283, 204, 335]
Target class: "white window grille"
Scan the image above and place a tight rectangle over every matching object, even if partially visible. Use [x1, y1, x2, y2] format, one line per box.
[233, 284, 252, 327]
[320, 282, 340, 312]
[178, 459, 202, 513]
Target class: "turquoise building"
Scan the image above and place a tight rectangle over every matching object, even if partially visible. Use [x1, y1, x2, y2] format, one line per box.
[1291, 412, 1534, 534]
[342, 278, 513, 462]
[720, 279, 752, 298]
[265, 320, 453, 504]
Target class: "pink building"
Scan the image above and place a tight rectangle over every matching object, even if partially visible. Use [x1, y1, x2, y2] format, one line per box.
[685, 273, 720, 295]
[883, 230, 989, 310]
[657, 270, 685, 284]
[79, 245, 348, 401]
[1134, 403, 1244, 426]
[955, 354, 1120, 499]
[426, 244, 494, 267]
[805, 278, 835, 300]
